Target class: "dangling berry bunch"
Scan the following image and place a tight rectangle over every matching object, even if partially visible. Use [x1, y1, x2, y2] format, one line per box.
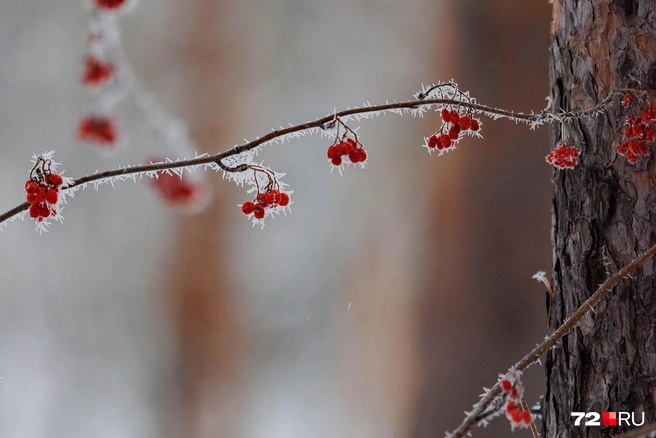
[618, 98, 656, 164]
[240, 165, 291, 223]
[426, 108, 481, 152]
[325, 118, 368, 169]
[149, 164, 211, 214]
[77, 115, 118, 147]
[25, 155, 64, 224]
[546, 142, 579, 169]
[500, 376, 533, 429]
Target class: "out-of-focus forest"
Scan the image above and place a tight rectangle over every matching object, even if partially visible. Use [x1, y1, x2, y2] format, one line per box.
[0, 1, 553, 437]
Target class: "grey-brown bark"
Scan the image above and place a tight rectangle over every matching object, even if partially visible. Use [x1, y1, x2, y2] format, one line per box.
[546, 1, 656, 437]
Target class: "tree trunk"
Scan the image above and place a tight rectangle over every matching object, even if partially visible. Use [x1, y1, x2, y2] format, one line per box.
[546, 1, 656, 436]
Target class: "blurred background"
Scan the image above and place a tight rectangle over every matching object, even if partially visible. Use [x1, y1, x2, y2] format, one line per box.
[0, 1, 553, 437]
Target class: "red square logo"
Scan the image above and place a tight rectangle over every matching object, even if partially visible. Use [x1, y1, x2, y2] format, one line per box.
[602, 412, 616, 426]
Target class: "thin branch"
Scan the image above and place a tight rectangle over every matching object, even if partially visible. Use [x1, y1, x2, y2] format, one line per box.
[521, 398, 540, 438]
[0, 93, 616, 227]
[448, 242, 656, 438]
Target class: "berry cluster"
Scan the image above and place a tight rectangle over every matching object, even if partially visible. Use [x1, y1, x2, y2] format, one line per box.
[241, 189, 290, 219]
[545, 143, 579, 169]
[327, 138, 368, 167]
[78, 115, 118, 147]
[500, 378, 532, 429]
[25, 168, 63, 222]
[618, 103, 656, 163]
[149, 167, 210, 213]
[427, 108, 480, 151]
[82, 55, 114, 88]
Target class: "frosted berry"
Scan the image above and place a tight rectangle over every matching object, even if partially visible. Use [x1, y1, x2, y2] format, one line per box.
[45, 189, 58, 205]
[241, 202, 256, 215]
[471, 119, 480, 131]
[622, 93, 633, 108]
[428, 135, 439, 149]
[449, 110, 460, 124]
[92, 0, 128, 11]
[253, 205, 265, 219]
[46, 173, 64, 188]
[546, 144, 579, 169]
[331, 156, 342, 166]
[448, 125, 460, 140]
[459, 115, 472, 131]
[278, 192, 290, 207]
[82, 55, 114, 87]
[441, 108, 451, 123]
[78, 115, 118, 146]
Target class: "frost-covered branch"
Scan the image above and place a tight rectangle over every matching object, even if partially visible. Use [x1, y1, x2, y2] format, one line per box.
[0, 90, 615, 230]
[447, 241, 656, 438]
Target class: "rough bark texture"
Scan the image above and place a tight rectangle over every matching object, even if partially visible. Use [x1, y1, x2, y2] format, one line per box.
[546, 1, 656, 437]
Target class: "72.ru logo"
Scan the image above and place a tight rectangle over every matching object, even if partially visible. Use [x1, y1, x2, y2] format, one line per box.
[571, 412, 645, 427]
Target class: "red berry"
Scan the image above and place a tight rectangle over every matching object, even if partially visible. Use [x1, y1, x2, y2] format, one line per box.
[449, 110, 460, 124]
[331, 156, 342, 166]
[47, 174, 63, 188]
[546, 144, 579, 169]
[45, 189, 58, 205]
[522, 411, 532, 425]
[256, 193, 267, 205]
[29, 203, 40, 219]
[438, 134, 452, 150]
[621, 93, 633, 108]
[448, 125, 460, 140]
[460, 115, 472, 130]
[471, 119, 480, 131]
[510, 409, 525, 425]
[25, 180, 38, 193]
[264, 191, 276, 205]
[343, 139, 357, 155]
[34, 186, 47, 203]
[427, 135, 439, 149]
[241, 201, 256, 215]
[624, 125, 634, 138]
[253, 205, 265, 219]
[92, 0, 128, 10]
[626, 150, 639, 163]
[333, 144, 344, 157]
[645, 126, 655, 142]
[641, 111, 652, 125]
[78, 115, 118, 146]
[39, 203, 51, 218]
[441, 108, 451, 123]
[348, 150, 360, 163]
[501, 379, 513, 392]
[278, 192, 290, 207]
[506, 401, 518, 413]
[618, 142, 629, 155]
[82, 55, 114, 87]
[358, 149, 367, 162]
[632, 124, 644, 139]
[327, 145, 336, 159]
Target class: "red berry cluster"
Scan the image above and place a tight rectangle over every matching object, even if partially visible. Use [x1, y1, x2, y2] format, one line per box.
[500, 378, 532, 428]
[82, 55, 114, 87]
[618, 104, 656, 163]
[241, 189, 290, 219]
[427, 109, 480, 151]
[25, 173, 63, 222]
[149, 169, 209, 212]
[92, 0, 128, 11]
[78, 115, 118, 147]
[545, 143, 579, 169]
[327, 138, 368, 167]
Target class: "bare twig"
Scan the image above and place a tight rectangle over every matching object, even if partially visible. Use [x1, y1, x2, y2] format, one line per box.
[448, 242, 656, 438]
[0, 93, 616, 228]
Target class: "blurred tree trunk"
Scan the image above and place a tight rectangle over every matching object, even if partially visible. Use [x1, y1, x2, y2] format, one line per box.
[546, 1, 656, 436]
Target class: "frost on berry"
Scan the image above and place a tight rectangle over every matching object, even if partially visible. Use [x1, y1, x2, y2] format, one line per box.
[82, 55, 114, 88]
[24, 152, 71, 233]
[545, 143, 579, 169]
[238, 164, 292, 228]
[324, 118, 368, 173]
[148, 160, 211, 214]
[77, 114, 119, 149]
[618, 103, 655, 164]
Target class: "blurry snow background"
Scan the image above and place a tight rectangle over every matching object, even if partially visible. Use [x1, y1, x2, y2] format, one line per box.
[0, 1, 551, 437]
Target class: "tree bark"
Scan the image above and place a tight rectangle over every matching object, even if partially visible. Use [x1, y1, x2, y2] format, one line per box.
[546, 1, 656, 436]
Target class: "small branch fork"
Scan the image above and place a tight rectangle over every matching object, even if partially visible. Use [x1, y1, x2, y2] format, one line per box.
[448, 242, 656, 438]
[0, 92, 616, 227]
